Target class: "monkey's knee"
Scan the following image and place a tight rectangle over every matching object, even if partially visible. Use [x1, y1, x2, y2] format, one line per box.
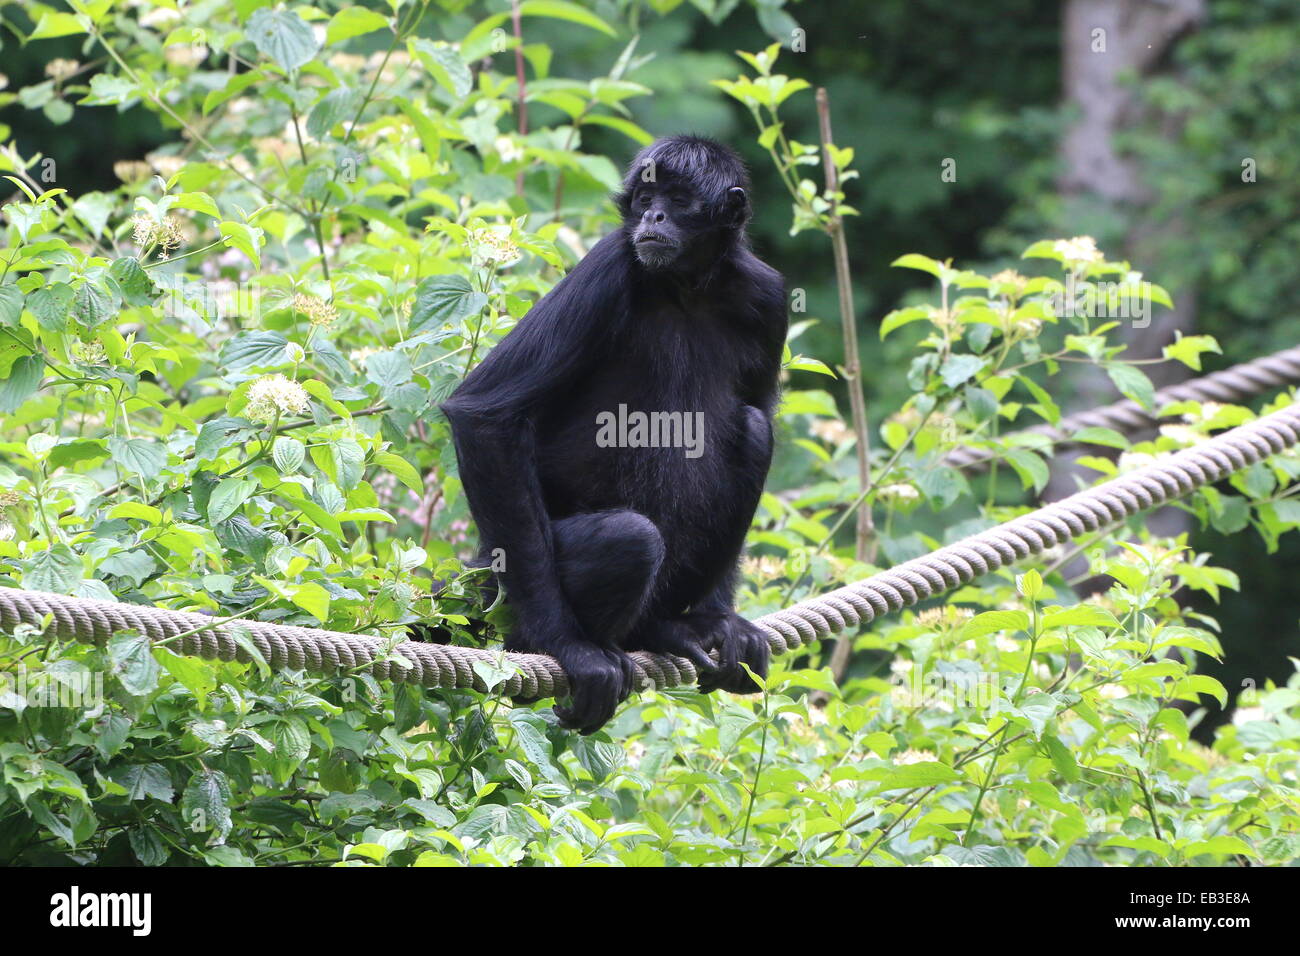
[554, 510, 664, 639]
[556, 510, 663, 579]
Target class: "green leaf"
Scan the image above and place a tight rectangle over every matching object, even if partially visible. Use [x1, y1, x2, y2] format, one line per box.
[1018, 568, 1042, 600]
[1176, 673, 1228, 708]
[1070, 425, 1129, 449]
[519, 0, 615, 35]
[207, 478, 255, 524]
[1106, 363, 1156, 411]
[330, 439, 365, 491]
[939, 354, 983, 389]
[326, 7, 390, 45]
[374, 451, 423, 495]
[111, 764, 175, 802]
[290, 582, 331, 622]
[128, 829, 168, 866]
[109, 257, 159, 306]
[1043, 734, 1080, 782]
[98, 549, 156, 587]
[28, 283, 75, 332]
[195, 417, 253, 461]
[281, 489, 342, 538]
[508, 709, 564, 781]
[83, 73, 136, 107]
[579, 113, 653, 145]
[23, 544, 81, 593]
[203, 69, 264, 115]
[182, 769, 233, 841]
[963, 610, 1030, 639]
[306, 87, 360, 140]
[72, 281, 114, 329]
[1041, 605, 1118, 629]
[410, 275, 488, 336]
[0, 285, 25, 327]
[1102, 835, 1168, 857]
[71, 192, 116, 237]
[47, 438, 106, 470]
[874, 761, 961, 791]
[172, 192, 220, 220]
[364, 350, 412, 388]
[30, 12, 88, 39]
[1162, 334, 1220, 372]
[394, 97, 442, 160]
[219, 221, 264, 269]
[108, 436, 168, 480]
[214, 515, 273, 561]
[1182, 835, 1253, 859]
[879, 305, 931, 338]
[218, 330, 288, 370]
[1021, 239, 1063, 261]
[246, 8, 320, 72]
[410, 40, 474, 99]
[891, 253, 943, 277]
[1005, 448, 1049, 492]
[272, 436, 306, 474]
[337, 508, 395, 524]
[0, 354, 44, 413]
[109, 631, 161, 696]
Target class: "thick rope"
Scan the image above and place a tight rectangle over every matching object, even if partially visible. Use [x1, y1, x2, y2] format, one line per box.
[943, 345, 1300, 471]
[2, 401, 1298, 698]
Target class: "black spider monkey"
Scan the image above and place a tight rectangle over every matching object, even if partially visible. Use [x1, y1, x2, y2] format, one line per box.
[439, 135, 786, 733]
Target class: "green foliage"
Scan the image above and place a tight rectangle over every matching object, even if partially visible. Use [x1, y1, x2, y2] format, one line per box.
[0, 6, 1298, 866]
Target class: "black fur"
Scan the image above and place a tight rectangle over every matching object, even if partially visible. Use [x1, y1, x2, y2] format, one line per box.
[440, 136, 786, 733]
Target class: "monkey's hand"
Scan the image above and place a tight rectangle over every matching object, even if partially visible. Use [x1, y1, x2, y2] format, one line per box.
[694, 613, 768, 695]
[629, 618, 721, 677]
[552, 642, 636, 735]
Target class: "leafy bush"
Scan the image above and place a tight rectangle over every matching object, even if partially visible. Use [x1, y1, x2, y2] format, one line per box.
[1, 2, 1298, 866]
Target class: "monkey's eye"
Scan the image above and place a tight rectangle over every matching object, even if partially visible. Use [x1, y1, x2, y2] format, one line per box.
[636, 191, 652, 206]
[670, 193, 691, 209]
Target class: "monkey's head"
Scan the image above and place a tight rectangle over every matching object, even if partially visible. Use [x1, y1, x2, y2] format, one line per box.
[616, 135, 751, 273]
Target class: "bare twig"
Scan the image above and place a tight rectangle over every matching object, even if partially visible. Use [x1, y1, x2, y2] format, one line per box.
[816, 88, 873, 691]
[511, 0, 528, 197]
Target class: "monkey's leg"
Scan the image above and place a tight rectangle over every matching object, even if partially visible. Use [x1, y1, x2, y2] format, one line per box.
[550, 509, 665, 647]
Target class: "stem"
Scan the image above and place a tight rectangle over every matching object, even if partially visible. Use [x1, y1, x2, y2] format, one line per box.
[816, 89, 873, 565]
[963, 596, 1037, 846]
[289, 104, 331, 282]
[737, 687, 770, 866]
[510, 0, 528, 197]
[463, 309, 489, 378]
[1136, 769, 1164, 842]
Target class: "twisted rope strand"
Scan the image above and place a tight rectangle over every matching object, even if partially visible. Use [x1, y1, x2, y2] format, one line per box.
[943, 344, 1300, 471]
[2, 402, 1298, 698]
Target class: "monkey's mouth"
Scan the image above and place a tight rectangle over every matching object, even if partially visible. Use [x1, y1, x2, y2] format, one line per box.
[635, 232, 674, 246]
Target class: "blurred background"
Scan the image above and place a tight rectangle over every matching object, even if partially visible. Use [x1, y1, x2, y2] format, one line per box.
[3, 0, 1297, 732]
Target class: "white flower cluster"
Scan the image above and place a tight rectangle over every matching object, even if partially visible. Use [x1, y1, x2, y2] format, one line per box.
[1054, 235, 1103, 264]
[471, 227, 521, 268]
[245, 374, 310, 424]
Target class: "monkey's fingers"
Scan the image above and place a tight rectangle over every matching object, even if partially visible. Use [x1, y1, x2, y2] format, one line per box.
[554, 697, 615, 735]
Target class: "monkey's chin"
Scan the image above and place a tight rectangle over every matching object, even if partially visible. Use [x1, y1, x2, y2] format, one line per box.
[634, 242, 679, 270]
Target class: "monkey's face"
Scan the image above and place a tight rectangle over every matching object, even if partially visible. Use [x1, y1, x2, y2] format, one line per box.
[626, 184, 696, 270]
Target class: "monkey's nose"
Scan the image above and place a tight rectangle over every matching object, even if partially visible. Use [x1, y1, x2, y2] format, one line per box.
[643, 209, 666, 225]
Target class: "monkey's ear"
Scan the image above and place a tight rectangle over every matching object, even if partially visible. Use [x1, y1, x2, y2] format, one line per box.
[726, 186, 749, 225]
